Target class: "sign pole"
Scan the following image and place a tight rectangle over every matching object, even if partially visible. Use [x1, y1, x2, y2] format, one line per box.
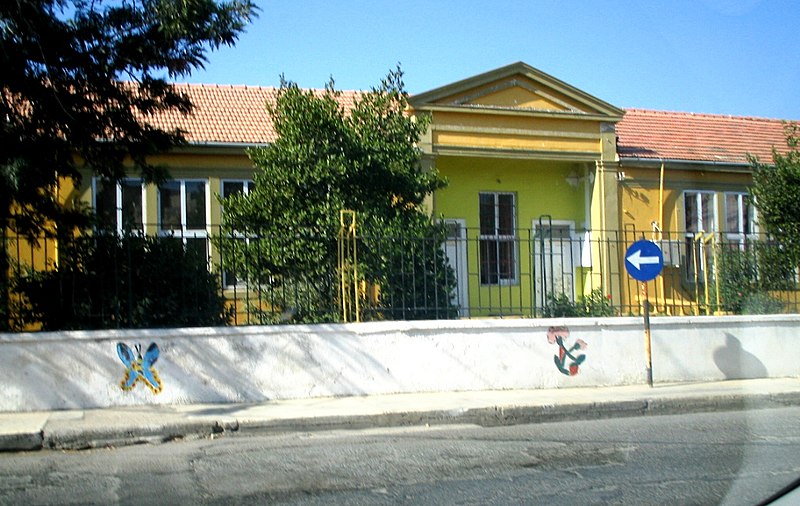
[642, 282, 653, 387]
[624, 239, 663, 389]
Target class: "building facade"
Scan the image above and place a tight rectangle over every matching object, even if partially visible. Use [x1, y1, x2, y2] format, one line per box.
[6, 62, 797, 324]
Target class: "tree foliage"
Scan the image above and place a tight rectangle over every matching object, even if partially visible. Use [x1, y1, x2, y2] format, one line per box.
[1, 0, 256, 329]
[750, 123, 800, 265]
[221, 68, 456, 321]
[1, 0, 256, 232]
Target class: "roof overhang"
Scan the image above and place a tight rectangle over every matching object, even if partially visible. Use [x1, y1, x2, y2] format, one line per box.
[619, 157, 754, 173]
[172, 141, 268, 156]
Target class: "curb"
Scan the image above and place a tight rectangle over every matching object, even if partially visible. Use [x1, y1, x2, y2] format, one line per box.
[6, 390, 796, 452]
[42, 420, 228, 451]
[0, 431, 44, 452]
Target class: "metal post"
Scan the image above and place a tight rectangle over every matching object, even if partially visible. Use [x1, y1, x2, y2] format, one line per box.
[338, 210, 358, 323]
[642, 281, 653, 387]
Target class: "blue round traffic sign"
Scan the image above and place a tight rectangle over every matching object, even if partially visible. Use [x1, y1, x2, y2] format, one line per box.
[624, 240, 664, 282]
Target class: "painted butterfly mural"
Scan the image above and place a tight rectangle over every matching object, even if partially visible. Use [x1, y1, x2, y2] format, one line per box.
[117, 342, 163, 394]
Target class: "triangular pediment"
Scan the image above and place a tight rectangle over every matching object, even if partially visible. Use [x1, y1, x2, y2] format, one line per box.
[410, 62, 623, 119]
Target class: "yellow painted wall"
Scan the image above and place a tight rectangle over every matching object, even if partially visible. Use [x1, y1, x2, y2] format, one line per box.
[444, 78, 589, 112]
[619, 166, 752, 233]
[435, 156, 586, 222]
[7, 176, 81, 274]
[429, 111, 603, 156]
[434, 156, 590, 316]
[617, 163, 754, 315]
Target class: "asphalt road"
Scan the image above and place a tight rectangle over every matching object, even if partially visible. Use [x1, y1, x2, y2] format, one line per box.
[1, 406, 799, 505]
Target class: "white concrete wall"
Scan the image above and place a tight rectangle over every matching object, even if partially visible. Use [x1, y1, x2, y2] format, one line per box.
[1, 315, 798, 412]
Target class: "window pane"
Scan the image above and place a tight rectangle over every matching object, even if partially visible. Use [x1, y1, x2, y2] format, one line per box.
[480, 239, 498, 284]
[185, 237, 209, 263]
[498, 194, 514, 235]
[686, 238, 698, 278]
[120, 181, 143, 231]
[479, 193, 495, 235]
[159, 181, 181, 231]
[186, 182, 207, 229]
[725, 194, 740, 234]
[701, 193, 714, 231]
[95, 180, 116, 230]
[479, 193, 517, 284]
[744, 196, 755, 235]
[498, 239, 515, 280]
[685, 193, 698, 232]
[223, 181, 244, 200]
[744, 198, 756, 234]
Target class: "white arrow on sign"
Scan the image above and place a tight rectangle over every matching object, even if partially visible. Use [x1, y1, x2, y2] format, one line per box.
[626, 249, 661, 270]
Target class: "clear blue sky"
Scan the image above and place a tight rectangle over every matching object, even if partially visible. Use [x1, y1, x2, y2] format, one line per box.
[177, 0, 800, 120]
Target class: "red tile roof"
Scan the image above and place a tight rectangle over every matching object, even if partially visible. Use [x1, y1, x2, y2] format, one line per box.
[617, 109, 795, 165]
[147, 85, 797, 166]
[145, 83, 359, 145]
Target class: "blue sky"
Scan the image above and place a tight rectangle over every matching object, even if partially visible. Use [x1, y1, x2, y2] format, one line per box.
[178, 0, 800, 119]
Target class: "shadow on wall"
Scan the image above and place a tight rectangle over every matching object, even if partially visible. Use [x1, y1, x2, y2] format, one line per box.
[713, 333, 768, 380]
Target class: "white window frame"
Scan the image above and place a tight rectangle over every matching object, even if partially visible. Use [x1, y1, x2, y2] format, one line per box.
[220, 179, 255, 201]
[158, 179, 210, 260]
[92, 177, 146, 234]
[684, 190, 717, 281]
[220, 179, 255, 287]
[479, 192, 518, 286]
[723, 192, 757, 244]
[684, 190, 718, 235]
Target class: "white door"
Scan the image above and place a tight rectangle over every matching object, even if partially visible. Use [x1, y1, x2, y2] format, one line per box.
[533, 220, 577, 307]
[443, 219, 469, 317]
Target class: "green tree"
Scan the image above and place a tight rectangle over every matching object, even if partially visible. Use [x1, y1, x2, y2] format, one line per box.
[1, 0, 257, 328]
[221, 68, 456, 322]
[750, 123, 800, 266]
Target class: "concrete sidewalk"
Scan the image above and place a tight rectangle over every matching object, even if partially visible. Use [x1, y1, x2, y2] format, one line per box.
[2, 377, 799, 452]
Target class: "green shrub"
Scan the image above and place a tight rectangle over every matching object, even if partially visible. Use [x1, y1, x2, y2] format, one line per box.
[740, 291, 784, 315]
[584, 289, 615, 316]
[543, 288, 615, 317]
[716, 243, 787, 315]
[543, 292, 582, 317]
[14, 234, 231, 330]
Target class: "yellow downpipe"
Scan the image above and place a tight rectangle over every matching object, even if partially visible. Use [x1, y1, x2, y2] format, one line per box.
[655, 162, 665, 313]
[338, 210, 359, 323]
[658, 162, 665, 241]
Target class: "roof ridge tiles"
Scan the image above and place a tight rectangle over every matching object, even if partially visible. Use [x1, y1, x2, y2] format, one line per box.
[169, 82, 365, 95]
[624, 107, 792, 123]
[170, 82, 278, 91]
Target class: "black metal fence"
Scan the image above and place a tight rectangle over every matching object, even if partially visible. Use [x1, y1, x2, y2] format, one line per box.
[3, 225, 799, 331]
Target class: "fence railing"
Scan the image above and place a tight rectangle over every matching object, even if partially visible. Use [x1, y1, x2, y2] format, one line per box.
[3, 225, 799, 330]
